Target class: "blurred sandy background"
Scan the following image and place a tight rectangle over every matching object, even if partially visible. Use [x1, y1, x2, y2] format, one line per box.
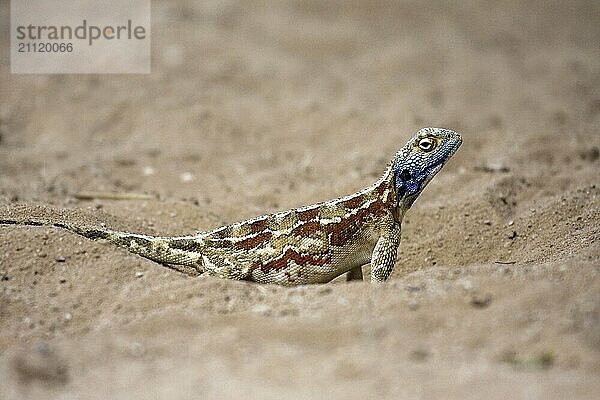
[0, 1, 599, 398]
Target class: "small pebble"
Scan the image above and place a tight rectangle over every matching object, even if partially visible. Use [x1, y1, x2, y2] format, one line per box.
[409, 349, 429, 362]
[135, 272, 144, 278]
[459, 279, 473, 290]
[64, 313, 72, 321]
[471, 292, 492, 308]
[252, 304, 272, 315]
[142, 166, 155, 176]
[483, 220, 492, 226]
[36, 341, 50, 355]
[508, 220, 514, 226]
[180, 172, 194, 182]
[55, 256, 66, 262]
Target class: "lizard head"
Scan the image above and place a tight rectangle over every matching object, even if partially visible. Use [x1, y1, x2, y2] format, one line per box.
[392, 127, 462, 210]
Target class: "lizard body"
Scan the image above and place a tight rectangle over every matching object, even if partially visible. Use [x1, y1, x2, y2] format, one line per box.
[1, 128, 462, 285]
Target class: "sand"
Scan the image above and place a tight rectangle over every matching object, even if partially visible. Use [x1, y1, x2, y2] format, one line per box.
[0, 1, 599, 398]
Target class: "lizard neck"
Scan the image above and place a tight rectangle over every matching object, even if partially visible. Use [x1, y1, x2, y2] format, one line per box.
[373, 164, 403, 223]
[333, 164, 400, 224]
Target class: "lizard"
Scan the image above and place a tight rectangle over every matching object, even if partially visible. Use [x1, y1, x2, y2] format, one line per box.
[0, 127, 462, 285]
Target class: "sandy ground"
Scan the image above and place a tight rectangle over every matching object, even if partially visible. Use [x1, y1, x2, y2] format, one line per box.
[1, 0, 599, 398]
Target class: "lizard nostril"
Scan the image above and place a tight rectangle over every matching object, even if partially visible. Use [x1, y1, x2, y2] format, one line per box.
[400, 169, 412, 181]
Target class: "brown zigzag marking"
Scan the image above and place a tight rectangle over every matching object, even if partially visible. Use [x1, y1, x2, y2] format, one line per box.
[248, 218, 269, 233]
[297, 207, 319, 221]
[290, 221, 321, 237]
[341, 193, 365, 210]
[250, 261, 262, 271]
[233, 231, 273, 250]
[260, 248, 330, 273]
[328, 199, 386, 246]
[376, 180, 389, 197]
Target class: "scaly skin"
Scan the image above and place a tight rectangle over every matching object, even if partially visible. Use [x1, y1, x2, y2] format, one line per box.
[1, 128, 462, 285]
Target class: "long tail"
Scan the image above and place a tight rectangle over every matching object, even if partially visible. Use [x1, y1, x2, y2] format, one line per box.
[0, 218, 204, 271]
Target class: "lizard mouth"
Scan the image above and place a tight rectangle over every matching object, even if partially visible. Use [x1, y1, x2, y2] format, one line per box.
[420, 163, 444, 188]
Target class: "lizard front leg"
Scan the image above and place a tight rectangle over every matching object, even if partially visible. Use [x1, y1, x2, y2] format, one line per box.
[370, 223, 401, 283]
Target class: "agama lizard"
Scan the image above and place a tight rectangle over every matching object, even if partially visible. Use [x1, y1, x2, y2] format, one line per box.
[1, 128, 462, 285]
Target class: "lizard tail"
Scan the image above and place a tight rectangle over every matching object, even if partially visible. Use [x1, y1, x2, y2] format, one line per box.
[0, 218, 204, 270]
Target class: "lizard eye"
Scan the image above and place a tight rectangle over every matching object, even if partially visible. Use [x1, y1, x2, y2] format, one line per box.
[417, 137, 437, 152]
